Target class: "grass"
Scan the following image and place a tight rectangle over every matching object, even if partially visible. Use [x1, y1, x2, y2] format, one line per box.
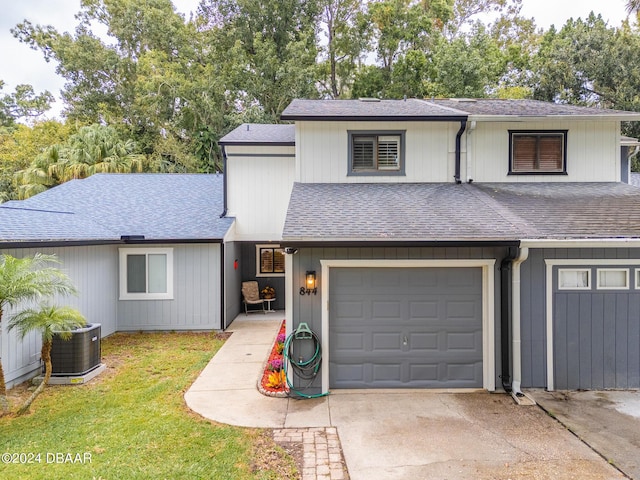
[0, 331, 297, 479]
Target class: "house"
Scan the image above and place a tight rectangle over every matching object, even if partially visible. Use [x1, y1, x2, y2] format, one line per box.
[3, 97, 640, 396]
[226, 98, 640, 396]
[0, 174, 233, 387]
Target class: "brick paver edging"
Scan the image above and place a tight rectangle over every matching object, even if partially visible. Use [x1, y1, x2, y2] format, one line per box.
[273, 427, 350, 480]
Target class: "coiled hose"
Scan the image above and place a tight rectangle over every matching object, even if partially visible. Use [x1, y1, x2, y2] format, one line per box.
[283, 325, 328, 399]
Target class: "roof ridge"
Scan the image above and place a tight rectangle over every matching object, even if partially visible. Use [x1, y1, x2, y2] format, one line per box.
[416, 98, 470, 116]
[0, 205, 75, 215]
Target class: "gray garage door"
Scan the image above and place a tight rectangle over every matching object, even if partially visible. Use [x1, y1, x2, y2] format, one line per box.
[329, 267, 483, 389]
[553, 267, 640, 390]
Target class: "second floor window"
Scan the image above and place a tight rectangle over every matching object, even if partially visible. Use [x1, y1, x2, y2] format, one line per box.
[509, 131, 567, 175]
[349, 131, 405, 175]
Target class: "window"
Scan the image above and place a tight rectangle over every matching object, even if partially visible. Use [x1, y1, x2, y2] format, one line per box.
[119, 248, 174, 300]
[256, 245, 285, 277]
[559, 269, 590, 290]
[509, 131, 567, 174]
[597, 268, 629, 290]
[348, 131, 405, 175]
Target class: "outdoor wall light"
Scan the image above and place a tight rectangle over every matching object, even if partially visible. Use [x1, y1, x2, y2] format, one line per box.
[300, 270, 317, 295]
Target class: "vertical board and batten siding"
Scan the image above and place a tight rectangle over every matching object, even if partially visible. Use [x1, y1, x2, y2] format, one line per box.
[288, 246, 509, 392]
[117, 243, 222, 331]
[469, 120, 620, 182]
[0, 245, 119, 387]
[225, 145, 295, 241]
[223, 241, 242, 329]
[519, 248, 640, 389]
[295, 121, 459, 183]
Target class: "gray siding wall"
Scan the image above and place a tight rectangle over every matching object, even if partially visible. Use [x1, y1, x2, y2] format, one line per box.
[520, 248, 640, 388]
[2, 243, 223, 387]
[0, 245, 119, 387]
[224, 241, 242, 329]
[117, 243, 222, 331]
[290, 246, 509, 391]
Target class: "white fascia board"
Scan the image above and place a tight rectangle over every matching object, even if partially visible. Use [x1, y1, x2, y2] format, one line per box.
[521, 239, 640, 249]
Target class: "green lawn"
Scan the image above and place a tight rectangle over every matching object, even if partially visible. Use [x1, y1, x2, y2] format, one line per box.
[0, 332, 296, 479]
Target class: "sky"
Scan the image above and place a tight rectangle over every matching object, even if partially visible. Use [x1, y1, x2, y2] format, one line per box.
[0, 0, 634, 118]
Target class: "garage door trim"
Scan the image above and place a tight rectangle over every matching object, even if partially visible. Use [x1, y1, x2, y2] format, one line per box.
[320, 259, 496, 394]
[545, 258, 640, 391]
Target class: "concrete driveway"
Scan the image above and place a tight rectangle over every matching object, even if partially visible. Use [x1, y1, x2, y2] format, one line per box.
[533, 389, 640, 480]
[326, 390, 624, 480]
[186, 318, 631, 480]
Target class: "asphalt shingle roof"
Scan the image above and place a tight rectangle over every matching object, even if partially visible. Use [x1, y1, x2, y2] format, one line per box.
[219, 124, 295, 145]
[283, 182, 640, 242]
[281, 98, 468, 120]
[0, 174, 232, 243]
[280, 98, 640, 121]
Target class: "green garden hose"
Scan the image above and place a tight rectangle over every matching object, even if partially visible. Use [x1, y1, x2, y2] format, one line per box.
[283, 323, 329, 399]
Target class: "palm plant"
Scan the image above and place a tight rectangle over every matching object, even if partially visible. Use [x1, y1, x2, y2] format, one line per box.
[9, 305, 86, 414]
[0, 254, 77, 415]
[628, 1, 640, 13]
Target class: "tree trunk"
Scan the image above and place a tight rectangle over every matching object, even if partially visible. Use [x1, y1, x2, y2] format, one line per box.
[17, 341, 51, 416]
[0, 308, 7, 416]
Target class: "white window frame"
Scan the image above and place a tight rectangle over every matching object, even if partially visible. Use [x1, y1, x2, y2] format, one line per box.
[256, 244, 285, 278]
[558, 268, 591, 290]
[597, 268, 629, 290]
[119, 248, 174, 300]
[635, 269, 640, 289]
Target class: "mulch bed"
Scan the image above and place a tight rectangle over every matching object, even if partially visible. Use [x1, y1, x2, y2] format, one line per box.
[258, 320, 289, 398]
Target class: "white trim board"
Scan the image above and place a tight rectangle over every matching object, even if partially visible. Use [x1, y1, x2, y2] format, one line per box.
[319, 258, 496, 393]
[544, 258, 640, 390]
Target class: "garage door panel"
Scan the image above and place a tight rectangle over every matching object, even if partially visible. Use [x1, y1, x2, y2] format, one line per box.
[446, 332, 479, 351]
[409, 332, 439, 350]
[372, 332, 402, 350]
[446, 299, 481, 320]
[372, 300, 402, 318]
[330, 267, 483, 389]
[409, 301, 438, 318]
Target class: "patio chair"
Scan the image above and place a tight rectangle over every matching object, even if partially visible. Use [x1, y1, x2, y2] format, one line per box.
[242, 281, 266, 315]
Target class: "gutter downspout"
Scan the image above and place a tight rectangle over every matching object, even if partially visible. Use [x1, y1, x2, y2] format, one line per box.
[454, 119, 467, 184]
[511, 247, 535, 405]
[219, 145, 228, 218]
[500, 248, 518, 393]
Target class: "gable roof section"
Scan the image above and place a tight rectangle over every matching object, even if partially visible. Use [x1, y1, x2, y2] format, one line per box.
[431, 98, 640, 120]
[219, 123, 295, 145]
[280, 98, 640, 122]
[283, 182, 640, 244]
[0, 174, 232, 244]
[280, 98, 468, 121]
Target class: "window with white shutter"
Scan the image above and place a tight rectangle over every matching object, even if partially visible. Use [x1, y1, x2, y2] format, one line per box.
[349, 131, 405, 175]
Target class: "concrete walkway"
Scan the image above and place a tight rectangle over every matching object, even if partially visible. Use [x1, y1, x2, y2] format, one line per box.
[185, 316, 627, 480]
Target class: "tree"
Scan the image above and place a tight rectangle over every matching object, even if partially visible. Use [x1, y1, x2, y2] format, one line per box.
[200, 0, 321, 120]
[0, 120, 74, 201]
[316, 0, 370, 98]
[12, 0, 214, 171]
[0, 81, 54, 128]
[530, 13, 640, 142]
[627, 0, 640, 14]
[8, 305, 86, 415]
[14, 124, 147, 198]
[0, 254, 78, 415]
